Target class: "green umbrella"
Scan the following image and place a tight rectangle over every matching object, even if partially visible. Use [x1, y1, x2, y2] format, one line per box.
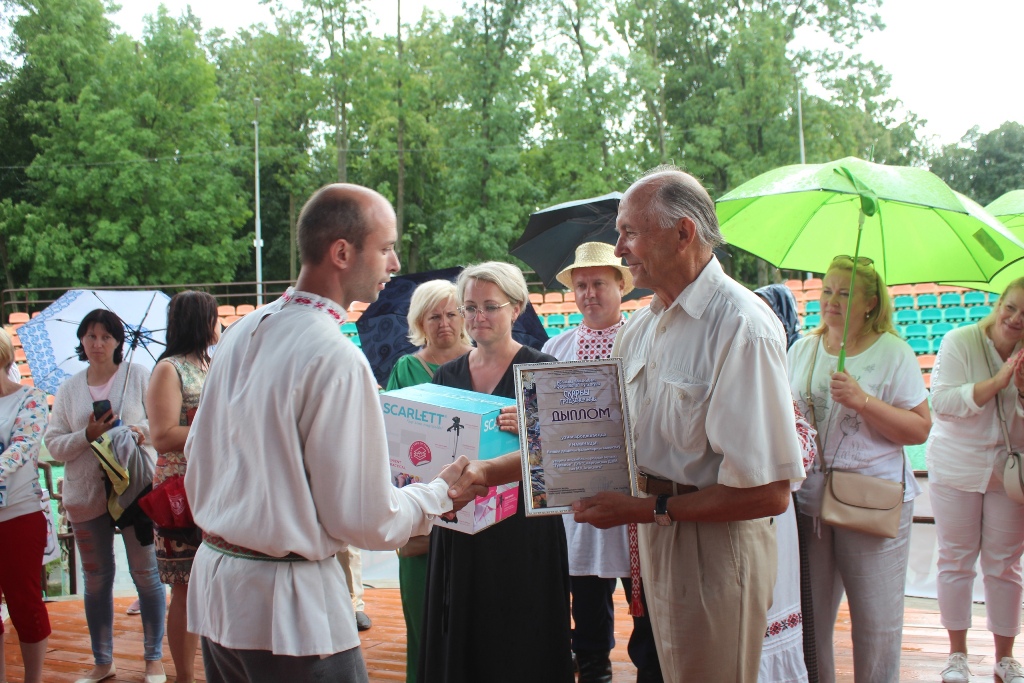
[987, 190, 1024, 231]
[717, 157, 1024, 370]
[945, 189, 1024, 294]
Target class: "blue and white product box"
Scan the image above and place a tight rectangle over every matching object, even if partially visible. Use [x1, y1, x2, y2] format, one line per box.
[381, 383, 520, 535]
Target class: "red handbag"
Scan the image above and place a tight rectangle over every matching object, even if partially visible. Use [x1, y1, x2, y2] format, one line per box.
[139, 475, 194, 529]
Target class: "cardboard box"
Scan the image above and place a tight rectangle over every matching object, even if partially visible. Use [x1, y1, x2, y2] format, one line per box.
[381, 383, 520, 534]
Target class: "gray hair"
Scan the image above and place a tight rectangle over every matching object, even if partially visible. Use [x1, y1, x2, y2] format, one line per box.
[456, 262, 529, 308]
[638, 165, 724, 250]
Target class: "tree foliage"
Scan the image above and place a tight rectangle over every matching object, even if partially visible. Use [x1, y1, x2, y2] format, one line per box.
[0, 0, 954, 291]
[929, 122, 1024, 206]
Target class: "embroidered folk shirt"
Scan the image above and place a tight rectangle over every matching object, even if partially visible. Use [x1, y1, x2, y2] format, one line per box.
[185, 288, 453, 656]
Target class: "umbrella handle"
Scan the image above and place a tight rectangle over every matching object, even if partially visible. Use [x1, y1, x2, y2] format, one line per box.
[837, 210, 867, 374]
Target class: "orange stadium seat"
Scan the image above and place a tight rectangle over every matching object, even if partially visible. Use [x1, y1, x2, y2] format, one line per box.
[235, 304, 255, 315]
[216, 305, 235, 317]
[543, 292, 563, 304]
[8, 312, 28, 325]
[528, 293, 544, 305]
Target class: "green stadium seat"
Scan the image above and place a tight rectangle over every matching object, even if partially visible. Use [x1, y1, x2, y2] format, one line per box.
[908, 338, 930, 355]
[896, 309, 919, 324]
[916, 294, 938, 309]
[803, 314, 820, 330]
[544, 327, 563, 338]
[340, 322, 358, 336]
[930, 322, 953, 339]
[940, 293, 963, 307]
[919, 308, 943, 324]
[988, 292, 1000, 305]
[943, 306, 967, 322]
[350, 334, 361, 348]
[904, 324, 929, 340]
[546, 314, 566, 327]
[929, 337, 943, 354]
[568, 313, 584, 326]
[893, 295, 915, 310]
[967, 305, 992, 321]
[804, 300, 821, 314]
[963, 291, 987, 306]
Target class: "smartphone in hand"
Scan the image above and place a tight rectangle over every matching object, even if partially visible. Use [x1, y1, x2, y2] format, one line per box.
[92, 399, 112, 420]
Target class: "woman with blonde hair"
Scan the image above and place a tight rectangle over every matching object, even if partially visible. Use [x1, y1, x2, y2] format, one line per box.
[418, 262, 573, 683]
[927, 278, 1024, 683]
[787, 255, 931, 682]
[0, 327, 50, 683]
[386, 278, 473, 683]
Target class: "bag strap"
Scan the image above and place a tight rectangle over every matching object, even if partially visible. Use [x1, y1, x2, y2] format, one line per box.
[415, 354, 435, 380]
[806, 337, 906, 488]
[976, 325, 1016, 456]
[804, 338, 825, 471]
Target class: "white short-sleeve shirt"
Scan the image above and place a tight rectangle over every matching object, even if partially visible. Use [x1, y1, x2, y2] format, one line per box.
[788, 332, 927, 501]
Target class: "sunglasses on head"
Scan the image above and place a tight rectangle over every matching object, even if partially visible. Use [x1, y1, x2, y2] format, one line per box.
[831, 255, 874, 267]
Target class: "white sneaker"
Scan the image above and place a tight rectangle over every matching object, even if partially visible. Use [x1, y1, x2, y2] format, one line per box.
[996, 657, 1024, 683]
[941, 652, 971, 683]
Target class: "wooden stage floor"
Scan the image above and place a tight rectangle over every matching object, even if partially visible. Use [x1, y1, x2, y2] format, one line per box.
[1, 590, 1001, 681]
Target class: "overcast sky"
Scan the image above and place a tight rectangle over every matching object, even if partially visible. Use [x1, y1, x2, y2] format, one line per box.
[110, 0, 1023, 149]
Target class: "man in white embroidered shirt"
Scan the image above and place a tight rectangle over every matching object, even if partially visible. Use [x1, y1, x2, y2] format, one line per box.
[572, 167, 805, 682]
[184, 184, 473, 683]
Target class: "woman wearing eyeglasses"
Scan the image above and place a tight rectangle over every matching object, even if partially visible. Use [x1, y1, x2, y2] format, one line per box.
[787, 255, 931, 683]
[417, 262, 574, 683]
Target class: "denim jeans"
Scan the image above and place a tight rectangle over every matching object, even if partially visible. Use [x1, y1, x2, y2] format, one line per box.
[74, 514, 166, 664]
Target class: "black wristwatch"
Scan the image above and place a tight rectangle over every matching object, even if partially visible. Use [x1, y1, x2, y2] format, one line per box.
[654, 494, 673, 526]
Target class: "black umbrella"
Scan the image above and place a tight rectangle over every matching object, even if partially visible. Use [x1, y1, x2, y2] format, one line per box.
[510, 192, 623, 290]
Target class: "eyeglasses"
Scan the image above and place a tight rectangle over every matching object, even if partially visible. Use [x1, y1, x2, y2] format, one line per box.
[459, 302, 512, 319]
[831, 255, 874, 266]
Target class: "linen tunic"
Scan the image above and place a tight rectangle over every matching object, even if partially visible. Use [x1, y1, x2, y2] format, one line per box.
[185, 289, 453, 657]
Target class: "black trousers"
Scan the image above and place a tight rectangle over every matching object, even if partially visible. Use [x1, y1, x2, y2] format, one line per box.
[201, 637, 369, 683]
[569, 575, 661, 672]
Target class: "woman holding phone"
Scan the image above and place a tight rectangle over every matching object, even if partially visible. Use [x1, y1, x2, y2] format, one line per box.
[146, 291, 220, 683]
[46, 308, 166, 683]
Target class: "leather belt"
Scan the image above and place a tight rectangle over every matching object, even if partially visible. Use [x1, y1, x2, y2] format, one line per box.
[203, 532, 308, 562]
[637, 472, 698, 496]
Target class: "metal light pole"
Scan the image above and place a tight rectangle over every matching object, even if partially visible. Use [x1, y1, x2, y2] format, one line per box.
[253, 97, 264, 305]
[797, 86, 806, 164]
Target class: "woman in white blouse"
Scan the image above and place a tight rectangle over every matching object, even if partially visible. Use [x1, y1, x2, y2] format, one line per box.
[788, 255, 931, 683]
[927, 279, 1024, 683]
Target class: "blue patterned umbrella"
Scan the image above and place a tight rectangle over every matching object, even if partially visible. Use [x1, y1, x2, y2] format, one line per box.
[19, 289, 170, 396]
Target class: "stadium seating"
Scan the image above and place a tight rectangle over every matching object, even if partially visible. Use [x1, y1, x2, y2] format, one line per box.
[943, 307, 967, 323]
[915, 294, 938, 309]
[893, 295, 915, 310]
[908, 338, 929, 355]
[904, 324, 929, 340]
[919, 308, 943, 324]
[896, 310, 919, 325]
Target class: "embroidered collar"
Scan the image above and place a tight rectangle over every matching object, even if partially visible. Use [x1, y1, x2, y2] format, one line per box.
[281, 288, 347, 324]
[574, 315, 626, 360]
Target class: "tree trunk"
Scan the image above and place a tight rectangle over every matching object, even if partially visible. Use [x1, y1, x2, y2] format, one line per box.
[289, 192, 297, 281]
[395, 0, 405, 257]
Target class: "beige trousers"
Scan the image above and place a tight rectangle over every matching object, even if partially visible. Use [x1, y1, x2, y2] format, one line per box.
[336, 546, 365, 611]
[640, 515, 777, 682]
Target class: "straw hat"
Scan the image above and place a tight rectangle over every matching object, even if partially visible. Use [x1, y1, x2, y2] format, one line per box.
[555, 242, 634, 295]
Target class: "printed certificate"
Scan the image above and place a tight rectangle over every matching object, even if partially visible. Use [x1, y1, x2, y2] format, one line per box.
[514, 359, 637, 516]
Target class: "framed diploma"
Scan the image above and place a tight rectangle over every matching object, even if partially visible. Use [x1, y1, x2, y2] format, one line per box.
[514, 359, 637, 516]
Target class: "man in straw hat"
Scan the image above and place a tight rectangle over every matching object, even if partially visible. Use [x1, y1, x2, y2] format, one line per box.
[572, 167, 804, 682]
[542, 242, 662, 683]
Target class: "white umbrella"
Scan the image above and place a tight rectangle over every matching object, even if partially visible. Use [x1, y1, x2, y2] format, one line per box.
[18, 289, 170, 396]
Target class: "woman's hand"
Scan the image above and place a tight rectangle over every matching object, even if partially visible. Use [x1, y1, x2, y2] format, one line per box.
[497, 405, 519, 435]
[1012, 350, 1024, 396]
[85, 410, 116, 443]
[996, 349, 1023, 391]
[830, 371, 868, 412]
[128, 425, 146, 445]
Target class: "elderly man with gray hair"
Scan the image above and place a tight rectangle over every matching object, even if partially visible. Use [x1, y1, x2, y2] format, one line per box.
[573, 166, 805, 681]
